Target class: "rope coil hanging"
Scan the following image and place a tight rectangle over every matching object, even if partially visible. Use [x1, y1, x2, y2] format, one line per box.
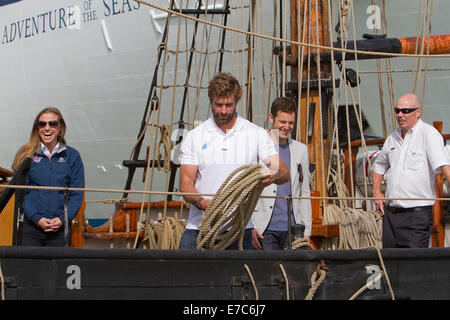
[197, 164, 264, 250]
[144, 215, 185, 249]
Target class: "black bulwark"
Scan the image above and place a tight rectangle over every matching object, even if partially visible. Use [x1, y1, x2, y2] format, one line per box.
[1, 246, 450, 300]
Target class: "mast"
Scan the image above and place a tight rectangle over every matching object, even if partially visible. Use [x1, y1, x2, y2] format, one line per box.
[290, 0, 331, 213]
[285, 0, 340, 248]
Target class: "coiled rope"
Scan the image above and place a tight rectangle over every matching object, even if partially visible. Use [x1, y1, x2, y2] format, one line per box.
[144, 215, 185, 249]
[197, 165, 264, 250]
[320, 204, 382, 250]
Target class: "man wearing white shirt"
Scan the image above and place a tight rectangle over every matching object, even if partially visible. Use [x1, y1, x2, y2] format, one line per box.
[372, 93, 450, 248]
[179, 73, 290, 250]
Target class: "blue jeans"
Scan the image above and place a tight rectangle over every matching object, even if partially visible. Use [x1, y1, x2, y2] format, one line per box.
[179, 228, 253, 250]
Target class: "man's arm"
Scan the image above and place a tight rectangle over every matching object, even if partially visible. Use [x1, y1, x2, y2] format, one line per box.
[252, 229, 263, 250]
[441, 165, 450, 183]
[179, 164, 210, 211]
[259, 154, 290, 188]
[372, 172, 385, 215]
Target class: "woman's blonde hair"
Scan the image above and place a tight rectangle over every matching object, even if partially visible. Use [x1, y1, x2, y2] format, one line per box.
[12, 107, 67, 171]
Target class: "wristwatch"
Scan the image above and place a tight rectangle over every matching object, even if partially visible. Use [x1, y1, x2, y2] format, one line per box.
[196, 197, 205, 210]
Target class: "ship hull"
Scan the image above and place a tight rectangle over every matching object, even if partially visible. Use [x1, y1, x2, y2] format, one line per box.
[1, 246, 449, 300]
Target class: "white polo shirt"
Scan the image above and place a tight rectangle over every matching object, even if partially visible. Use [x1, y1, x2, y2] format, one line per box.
[373, 119, 450, 208]
[180, 114, 278, 230]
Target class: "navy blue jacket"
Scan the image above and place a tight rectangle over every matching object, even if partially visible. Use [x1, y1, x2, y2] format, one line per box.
[24, 145, 85, 226]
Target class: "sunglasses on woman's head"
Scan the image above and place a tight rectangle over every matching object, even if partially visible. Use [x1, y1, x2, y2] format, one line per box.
[38, 120, 59, 128]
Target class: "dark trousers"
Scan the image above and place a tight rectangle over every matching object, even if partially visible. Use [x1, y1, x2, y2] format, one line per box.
[21, 219, 71, 247]
[179, 228, 253, 250]
[261, 230, 289, 250]
[382, 205, 433, 248]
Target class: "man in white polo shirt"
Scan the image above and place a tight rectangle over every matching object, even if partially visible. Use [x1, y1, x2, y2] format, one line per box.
[179, 72, 290, 250]
[372, 93, 450, 248]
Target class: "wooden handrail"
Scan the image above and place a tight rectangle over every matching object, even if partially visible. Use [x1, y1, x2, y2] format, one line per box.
[0, 167, 13, 179]
[85, 201, 188, 234]
[84, 231, 146, 240]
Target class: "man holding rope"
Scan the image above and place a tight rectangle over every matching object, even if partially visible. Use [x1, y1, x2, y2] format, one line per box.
[179, 72, 289, 250]
[372, 93, 450, 248]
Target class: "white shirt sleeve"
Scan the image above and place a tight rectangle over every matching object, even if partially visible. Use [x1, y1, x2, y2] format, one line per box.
[426, 126, 450, 172]
[179, 131, 199, 165]
[257, 128, 278, 162]
[372, 138, 391, 175]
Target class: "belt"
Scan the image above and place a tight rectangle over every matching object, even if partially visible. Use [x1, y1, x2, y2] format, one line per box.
[385, 205, 433, 214]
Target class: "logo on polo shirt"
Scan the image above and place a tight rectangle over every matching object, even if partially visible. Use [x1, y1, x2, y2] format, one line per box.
[57, 157, 66, 163]
[202, 143, 207, 150]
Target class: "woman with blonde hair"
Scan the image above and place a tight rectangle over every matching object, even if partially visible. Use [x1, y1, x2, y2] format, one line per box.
[12, 107, 84, 247]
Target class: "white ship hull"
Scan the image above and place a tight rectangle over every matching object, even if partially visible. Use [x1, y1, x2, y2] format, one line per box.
[1, 0, 189, 221]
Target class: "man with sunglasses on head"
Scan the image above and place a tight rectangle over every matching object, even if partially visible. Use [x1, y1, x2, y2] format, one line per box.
[372, 93, 450, 248]
[252, 97, 312, 250]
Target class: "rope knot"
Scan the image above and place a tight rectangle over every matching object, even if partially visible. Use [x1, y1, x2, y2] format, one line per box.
[311, 260, 328, 286]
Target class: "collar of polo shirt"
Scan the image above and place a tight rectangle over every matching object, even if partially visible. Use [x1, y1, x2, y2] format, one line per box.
[207, 113, 245, 134]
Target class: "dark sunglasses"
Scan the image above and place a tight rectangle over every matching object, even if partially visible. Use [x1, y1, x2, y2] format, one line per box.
[38, 120, 59, 128]
[394, 107, 419, 114]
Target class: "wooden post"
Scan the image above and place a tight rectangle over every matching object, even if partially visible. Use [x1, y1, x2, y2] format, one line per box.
[343, 145, 358, 197]
[432, 121, 445, 247]
[291, 0, 330, 207]
[309, 190, 339, 249]
[126, 213, 131, 249]
[109, 215, 114, 249]
[0, 167, 14, 246]
[70, 193, 86, 248]
[289, 1, 333, 249]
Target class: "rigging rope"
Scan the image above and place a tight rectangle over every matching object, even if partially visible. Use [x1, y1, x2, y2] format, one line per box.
[244, 264, 259, 300]
[156, 124, 172, 173]
[279, 264, 290, 300]
[136, 0, 450, 59]
[1, 184, 446, 202]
